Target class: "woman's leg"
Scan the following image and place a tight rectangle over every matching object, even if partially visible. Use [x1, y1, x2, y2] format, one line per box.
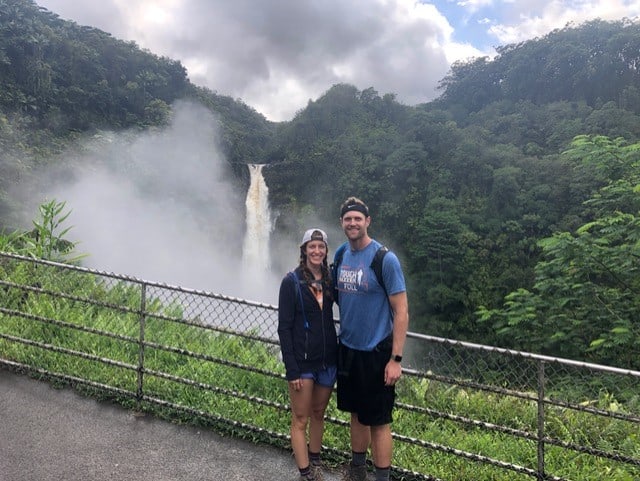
[289, 379, 314, 468]
[308, 384, 333, 454]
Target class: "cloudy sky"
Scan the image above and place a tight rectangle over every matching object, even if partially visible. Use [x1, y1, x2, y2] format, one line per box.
[36, 0, 639, 121]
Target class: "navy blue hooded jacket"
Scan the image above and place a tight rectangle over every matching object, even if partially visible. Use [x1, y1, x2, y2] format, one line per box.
[277, 266, 338, 381]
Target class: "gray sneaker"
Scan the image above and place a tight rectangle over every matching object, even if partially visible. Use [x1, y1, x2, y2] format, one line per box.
[311, 464, 324, 481]
[299, 466, 323, 481]
[341, 463, 367, 481]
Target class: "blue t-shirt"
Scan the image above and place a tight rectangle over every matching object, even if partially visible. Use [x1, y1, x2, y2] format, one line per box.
[336, 239, 406, 350]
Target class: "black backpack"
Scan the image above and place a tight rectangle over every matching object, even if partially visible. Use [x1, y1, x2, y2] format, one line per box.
[330, 242, 389, 303]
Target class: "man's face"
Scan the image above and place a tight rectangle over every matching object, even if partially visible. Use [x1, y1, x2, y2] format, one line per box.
[341, 211, 370, 241]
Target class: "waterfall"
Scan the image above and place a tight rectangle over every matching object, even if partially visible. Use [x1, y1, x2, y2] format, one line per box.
[242, 164, 272, 273]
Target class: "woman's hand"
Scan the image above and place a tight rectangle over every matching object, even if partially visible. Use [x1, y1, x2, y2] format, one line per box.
[289, 378, 303, 391]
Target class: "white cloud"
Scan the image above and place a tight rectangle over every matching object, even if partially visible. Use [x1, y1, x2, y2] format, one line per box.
[489, 0, 640, 45]
[35, 0, 639, 120]
[37, 0, 468, 120]
[457, 0, 495, 12]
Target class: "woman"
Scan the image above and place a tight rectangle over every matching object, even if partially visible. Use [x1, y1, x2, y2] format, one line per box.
[278, 228, 338, 481]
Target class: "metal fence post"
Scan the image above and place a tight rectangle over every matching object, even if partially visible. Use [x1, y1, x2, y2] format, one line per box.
[537, 359, 546, 480]
[136, 282, 147, 406]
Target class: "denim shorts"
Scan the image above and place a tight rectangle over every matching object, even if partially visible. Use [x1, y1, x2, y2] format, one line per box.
[300, 365, 337, 388]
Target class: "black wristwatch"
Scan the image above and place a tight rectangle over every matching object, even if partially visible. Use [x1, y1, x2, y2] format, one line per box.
[391, 354, 403, 362]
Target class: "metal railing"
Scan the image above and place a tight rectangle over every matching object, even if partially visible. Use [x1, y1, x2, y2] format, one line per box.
[0, 251, 638, 481]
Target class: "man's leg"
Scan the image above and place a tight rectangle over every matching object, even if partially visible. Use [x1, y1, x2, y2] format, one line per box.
[370, 423, 392, 467]
[371, 424, 392, 481]
[350, 413, 371, 452]
[342, 414, 370, 481]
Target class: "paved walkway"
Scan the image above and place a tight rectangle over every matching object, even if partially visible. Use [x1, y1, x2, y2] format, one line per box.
[0, 368, 341, 481]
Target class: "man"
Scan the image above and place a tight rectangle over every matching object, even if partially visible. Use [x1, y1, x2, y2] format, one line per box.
[333, 197, 409, 481]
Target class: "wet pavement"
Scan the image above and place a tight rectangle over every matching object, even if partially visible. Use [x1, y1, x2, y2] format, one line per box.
[0, 368, 342, 481]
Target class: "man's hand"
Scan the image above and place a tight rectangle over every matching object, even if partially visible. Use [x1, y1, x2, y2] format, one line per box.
[384, 360, 402, 386]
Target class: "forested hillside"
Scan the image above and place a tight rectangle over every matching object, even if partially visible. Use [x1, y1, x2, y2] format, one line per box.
[0, 0, 274, 225]
[1, 1, 638, 368]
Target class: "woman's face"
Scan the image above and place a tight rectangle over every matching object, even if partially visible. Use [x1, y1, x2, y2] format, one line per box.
[304, 240, 327, 268]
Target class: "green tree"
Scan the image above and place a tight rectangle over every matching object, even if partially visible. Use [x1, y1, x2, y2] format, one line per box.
[478, 137, 640, 368]
[406, 196, 472, 335]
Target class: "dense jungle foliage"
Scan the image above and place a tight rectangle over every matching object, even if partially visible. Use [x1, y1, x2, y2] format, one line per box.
[1, 0, 639, 369]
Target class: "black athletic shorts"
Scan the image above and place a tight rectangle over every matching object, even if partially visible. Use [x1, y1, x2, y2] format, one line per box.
[336, 336, 395, 426]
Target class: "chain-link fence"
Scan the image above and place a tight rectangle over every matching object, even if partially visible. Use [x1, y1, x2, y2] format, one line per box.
[0, 251, 638, 481]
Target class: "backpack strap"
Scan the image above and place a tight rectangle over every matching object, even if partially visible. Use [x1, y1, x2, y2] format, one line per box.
[331, 242, 348, 274]
[288, 271, 309, 330]
[330, 242, 348, 304]
[371, 245, 389, 297]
